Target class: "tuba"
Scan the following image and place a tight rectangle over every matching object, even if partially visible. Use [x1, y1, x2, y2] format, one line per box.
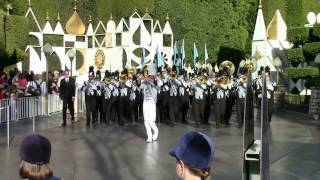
[120, 74, 128, 83]
[219, 60, 235, 75]
[128, 68, 136, 79]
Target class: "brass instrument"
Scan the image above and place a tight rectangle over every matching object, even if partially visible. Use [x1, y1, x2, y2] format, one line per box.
[197, 75, 207, 84]
[219, 60, 235, 75]
[120, 74, 128, 82]
[244, 60, 257, 72]
[128, 68, 136, 79]
[171, 71, 177, 79]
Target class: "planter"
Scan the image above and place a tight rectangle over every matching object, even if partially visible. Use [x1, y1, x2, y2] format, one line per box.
[309, 87, 320, 120]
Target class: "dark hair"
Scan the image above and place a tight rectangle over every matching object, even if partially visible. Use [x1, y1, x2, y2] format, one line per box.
[19, 160, 53, 180]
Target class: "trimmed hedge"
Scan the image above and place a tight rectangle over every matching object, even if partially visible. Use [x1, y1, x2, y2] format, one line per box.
[287, 27, 309, 46]
[303, 42, 320, 60]
[284, 67, 319, 79]
[284, 48, 305, 66]
[312, 24, 320, 39]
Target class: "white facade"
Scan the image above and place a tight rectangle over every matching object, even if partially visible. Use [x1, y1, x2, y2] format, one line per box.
[24, 5, 174, 77]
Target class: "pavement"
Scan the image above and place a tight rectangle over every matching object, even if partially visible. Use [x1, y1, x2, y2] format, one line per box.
[0, 109, 319, 180]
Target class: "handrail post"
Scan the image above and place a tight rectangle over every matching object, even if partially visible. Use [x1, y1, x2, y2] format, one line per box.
[7, 106, 10, 148]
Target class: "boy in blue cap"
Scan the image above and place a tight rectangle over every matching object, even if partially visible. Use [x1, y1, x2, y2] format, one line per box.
[19, 134, 62, 180]
[169, 131, 215, 180]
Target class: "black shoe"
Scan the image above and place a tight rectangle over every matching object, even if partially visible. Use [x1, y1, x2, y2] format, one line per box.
[61, 123, 66, 127]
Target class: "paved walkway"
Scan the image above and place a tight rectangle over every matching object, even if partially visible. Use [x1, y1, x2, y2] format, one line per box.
[0, 110, 319, 180]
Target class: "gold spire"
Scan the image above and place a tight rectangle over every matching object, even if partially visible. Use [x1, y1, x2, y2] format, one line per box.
[165, 13, 170, 21]
[73, 0, 77, 11]
[134, 6, 137, 12]
[145, 8, 149, 13]
[65, 8, 86, 35]
[56, 12, 61, 21]
[258, 0, 262, 9]
[46, 12, 50, 21]
[28, 0, 32, 7]
[267, 10, 287, 40]
[110, 13, 113, 20]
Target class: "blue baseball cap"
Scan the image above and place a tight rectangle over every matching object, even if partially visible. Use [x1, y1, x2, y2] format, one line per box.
[169, 131, 215, 169]
[19, 134, 51, 165]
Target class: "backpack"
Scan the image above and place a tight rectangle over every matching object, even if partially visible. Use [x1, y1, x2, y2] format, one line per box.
[27, 81, 43, 96]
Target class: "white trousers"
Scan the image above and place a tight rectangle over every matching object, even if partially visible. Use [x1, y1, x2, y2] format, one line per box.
[143, 100, 158, 141]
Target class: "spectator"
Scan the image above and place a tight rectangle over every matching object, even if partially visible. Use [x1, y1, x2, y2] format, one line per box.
[48, 71, 59, 94]
[19, 134, 62, 180]
[169, 131, 215, 180]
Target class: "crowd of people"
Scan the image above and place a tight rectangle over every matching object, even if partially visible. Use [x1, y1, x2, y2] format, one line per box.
[0, 68, 64, 100]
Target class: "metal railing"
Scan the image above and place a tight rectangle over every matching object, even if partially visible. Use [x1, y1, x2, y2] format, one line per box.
[0, 89, 85, 123]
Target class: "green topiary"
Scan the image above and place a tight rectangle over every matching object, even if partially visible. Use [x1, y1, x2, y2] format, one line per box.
[284, 48, 305, 66]
[303, 42, 320, 62]
[287, 27, 309, 46]
[284, 67, 319, 79]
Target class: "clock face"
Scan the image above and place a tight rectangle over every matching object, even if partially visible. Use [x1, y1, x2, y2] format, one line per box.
[95, 50, 105, 70]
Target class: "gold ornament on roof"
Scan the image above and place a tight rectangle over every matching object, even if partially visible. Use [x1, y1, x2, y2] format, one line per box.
[166, 13, 170, 21]
[56, 12, 61, 22]
[46, 12, 50, 21]
[65, 0, 86, 35]
[28, 0, 32, 7]
[254, 51, 263, 60]
[95, 50, 105, 70]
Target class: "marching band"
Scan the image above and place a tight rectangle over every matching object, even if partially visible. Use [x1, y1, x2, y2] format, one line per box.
[80, 61, 276, 141]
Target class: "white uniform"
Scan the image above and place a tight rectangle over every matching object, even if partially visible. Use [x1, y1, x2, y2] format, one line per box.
[142, 80, 159, 142]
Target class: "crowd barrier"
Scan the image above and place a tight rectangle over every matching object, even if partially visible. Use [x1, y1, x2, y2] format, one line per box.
[0, 89, 85, 123]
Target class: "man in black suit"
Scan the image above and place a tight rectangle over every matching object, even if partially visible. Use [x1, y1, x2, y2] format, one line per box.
[59, 70, 76, 126]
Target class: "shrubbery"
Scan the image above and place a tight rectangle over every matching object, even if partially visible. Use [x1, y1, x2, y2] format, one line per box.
[285, 48, 305, 66]
[284, 67, 319, 79]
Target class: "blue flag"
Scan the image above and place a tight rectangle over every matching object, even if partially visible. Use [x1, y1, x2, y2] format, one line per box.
[181, 39, 185, 67]
[193, 42, 199, 66]
[156, 46, 164, 68]
[204, 43, 208, 64]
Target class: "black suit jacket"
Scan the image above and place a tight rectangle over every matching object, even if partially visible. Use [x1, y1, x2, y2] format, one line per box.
[59, 77, 76, 101]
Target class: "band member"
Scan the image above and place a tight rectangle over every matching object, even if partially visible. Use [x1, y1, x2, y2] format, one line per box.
[110, 71, 120, 123]
[59, 70, 75, 126]
[191, 74, 207, 127]
[101, 70, 113, 125]
[168, 66, 181, 127]
[224, 74, 234, 126]
[142, 64, 159, 142]
[118, 69, 131, 126]
[254, 66, 277, 122]
[129, 69, 139, 123]
[81, 66, 98, 126]
[96, 70, 104, 123]
[235, 72, 247, 128]
[158, 68, 170, 123]
[177, 70, 190, 124]
[213, 72, 227, 128]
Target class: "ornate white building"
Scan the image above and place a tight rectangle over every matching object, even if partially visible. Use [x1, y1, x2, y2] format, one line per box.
[24, 1, 174, 77]
[251, 3, 292, 79]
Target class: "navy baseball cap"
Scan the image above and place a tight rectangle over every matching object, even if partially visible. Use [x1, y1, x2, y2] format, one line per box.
[19, 134, 51, 165]
[169, 131, 215, 169]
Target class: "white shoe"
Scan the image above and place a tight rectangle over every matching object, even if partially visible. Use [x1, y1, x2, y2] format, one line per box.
[146, 139, 152, 143]
[152, 136, 158, 141]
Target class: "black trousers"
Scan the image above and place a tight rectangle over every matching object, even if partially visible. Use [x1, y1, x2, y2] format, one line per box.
[85, 96, 97, 125]
[110, 97, 119, 122]
[204, 94, 211, 124]
[160, 92, 170, 123]
[192, 98, 206, 125]
[129, 99, 139, 123]
[62, 99, 74, 124]
[118, 96, 130, 125]
[225, 95, 235, 124]
[268, 98, 273, 122]
[178, 94, 189, 123]
[169, 95, 179, 124]
[97, 96, 103, 122]
[102, 98, 112, 124]
[214, 98, 226, 127]
[236, 98, 245, 126]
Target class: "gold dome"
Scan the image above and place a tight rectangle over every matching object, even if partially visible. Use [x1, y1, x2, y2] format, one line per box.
[65, 10, 86, 35]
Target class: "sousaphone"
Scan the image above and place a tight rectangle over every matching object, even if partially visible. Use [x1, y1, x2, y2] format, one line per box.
[219, 60, 235, 75]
